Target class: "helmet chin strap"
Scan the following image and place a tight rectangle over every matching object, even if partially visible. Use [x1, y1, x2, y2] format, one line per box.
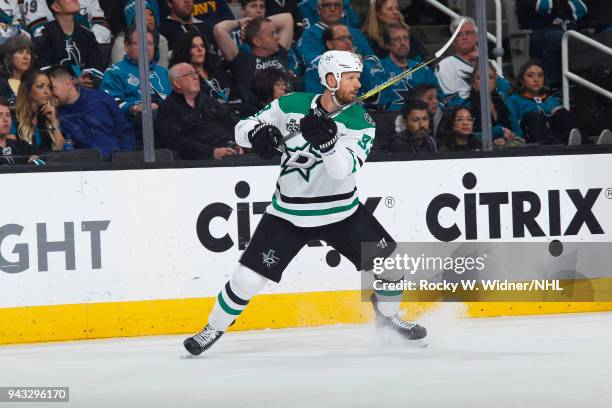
[330, 90, 343, 109]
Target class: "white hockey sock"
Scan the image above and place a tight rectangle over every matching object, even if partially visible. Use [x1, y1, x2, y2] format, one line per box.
[207, 265, 269, 331]
[372, 270, 404, 317]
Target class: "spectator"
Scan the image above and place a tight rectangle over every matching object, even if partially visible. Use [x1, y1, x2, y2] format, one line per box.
[296, 0, 373, 67]
[169, 31, 236, 104]
[378, 23, 439, 111]
[388, 98, 436, 153]
[102, 26, 171, 118]
[361, 0, 428, 60]
[506, 60, 581, 145]
[48, 65, 135, 160]
[0, 97, 41, 165]
[439, 105, 481, 152]
[33, 0, 105, 88]
[299, 0, 359, 30]
[159, 0, 213, 50]
[467, 60, 518, 147]
[24, 0, 112, 45]
[0, 3, 29, 43]
[14, 69, 65, 150]
[99, 0, 130, 36]
[304, 23, 385, 99]
[190, 0, 234, 26]
[0, 36, 34, 111]
[435, 17, 511, 104]
[213, 1, 293, 59]
[517, 0, 589, 90]
[222, 16, 294, 104]
[249, 67, 289, 112]
[398, 83, 443, 141]
[156, 62, 242, 160]
[112, 0, 169, 68]
[265, 0, 304, 39]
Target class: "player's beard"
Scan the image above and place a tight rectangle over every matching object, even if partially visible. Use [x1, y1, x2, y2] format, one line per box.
[334, 88, 357, 105]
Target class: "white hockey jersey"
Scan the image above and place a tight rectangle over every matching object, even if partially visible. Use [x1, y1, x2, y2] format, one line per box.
[236, 92, 376, 227]
[21, 0, 110, 43]
[435, 55, 504, 100]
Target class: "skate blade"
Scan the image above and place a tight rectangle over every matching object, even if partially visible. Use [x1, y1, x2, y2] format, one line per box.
[180, 352, 199, 359]
[376, 327, 428, 348]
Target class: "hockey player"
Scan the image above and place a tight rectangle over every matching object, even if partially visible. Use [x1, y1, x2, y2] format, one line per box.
[183, 50, 427, 356]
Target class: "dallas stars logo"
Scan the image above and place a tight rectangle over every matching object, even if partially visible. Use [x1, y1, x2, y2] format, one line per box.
[280, 142, 322, 182]
[261, 250, 280, 269]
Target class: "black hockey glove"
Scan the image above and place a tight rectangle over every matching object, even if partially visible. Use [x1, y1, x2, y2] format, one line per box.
[300, 109, 338, 153]
[248, 123, 282, 159]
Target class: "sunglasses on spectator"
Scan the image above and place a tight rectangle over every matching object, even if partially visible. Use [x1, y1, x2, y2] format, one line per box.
[319, 2, 342, 9]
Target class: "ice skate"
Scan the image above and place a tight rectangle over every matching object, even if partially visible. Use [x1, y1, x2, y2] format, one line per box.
[182, 324, 224, 357]
[370, 294, 427, 347]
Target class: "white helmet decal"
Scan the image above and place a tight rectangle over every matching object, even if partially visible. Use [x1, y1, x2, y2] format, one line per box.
[318, 50, 363, 93]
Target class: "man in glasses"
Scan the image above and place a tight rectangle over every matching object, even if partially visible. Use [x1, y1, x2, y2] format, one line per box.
[378, 23, 441, 111]
[297, 0, 373, 68]
[304, 23, 385, 102]
[155, 62, 242, 160]
[435, 16, 511, 106]
[299, 0, 359, 30]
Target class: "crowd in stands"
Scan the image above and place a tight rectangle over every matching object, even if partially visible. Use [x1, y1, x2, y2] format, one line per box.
[0, 0, 611, 166]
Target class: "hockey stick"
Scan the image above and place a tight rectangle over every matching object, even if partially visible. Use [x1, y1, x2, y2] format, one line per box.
[280, 18, 465, 146]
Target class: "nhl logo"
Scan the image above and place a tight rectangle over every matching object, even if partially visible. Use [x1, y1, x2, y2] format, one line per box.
[127, 74, 140, 86]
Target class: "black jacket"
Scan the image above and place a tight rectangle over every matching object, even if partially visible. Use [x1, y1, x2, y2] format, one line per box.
[33, 20, 105, 74]
[387, 131, 437, 153]
[155, 90, 238, 159]
[517, 0, 588, 31]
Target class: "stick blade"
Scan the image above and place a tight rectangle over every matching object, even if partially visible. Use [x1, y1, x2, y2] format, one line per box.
[435, 18, 466, 59]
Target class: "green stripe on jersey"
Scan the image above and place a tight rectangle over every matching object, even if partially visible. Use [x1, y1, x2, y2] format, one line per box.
[272, 195, 359, 216]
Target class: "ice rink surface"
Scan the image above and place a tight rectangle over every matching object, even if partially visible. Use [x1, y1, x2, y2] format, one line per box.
[1, 307, 611, 408]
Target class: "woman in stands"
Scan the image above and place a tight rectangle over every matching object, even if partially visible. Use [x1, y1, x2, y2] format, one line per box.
[506, 60, 581, 145]
[0, 36, 34, 113]
[439, 105, 481, 152]
[249, 68, 289, 112]
[169, 31, 237, 104]
[14, 70, 65, 151]
[361, 0, 428, 60]
[467, 60, 519, 147]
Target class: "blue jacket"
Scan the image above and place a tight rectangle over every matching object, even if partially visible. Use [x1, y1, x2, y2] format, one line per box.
[297, 23, 373, 67]
[378, 57, 441, 111]
[124, 0, 162, 62]
[506, 93, 562, 137]
[101, 55, 171, 115]
[57, 87, 135, 159]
